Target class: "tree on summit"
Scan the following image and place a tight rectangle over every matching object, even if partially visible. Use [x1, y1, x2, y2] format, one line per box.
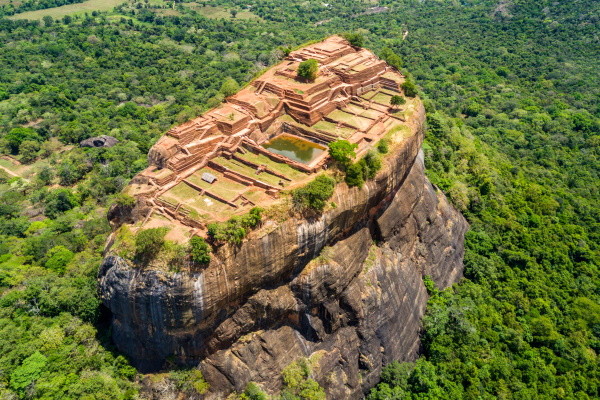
[390, 95, 406, 110]
[297, 59, 319, 82]
[342, 32, 365, 47]
[328, 139, 357, 169]
[189, 236, 211, 264]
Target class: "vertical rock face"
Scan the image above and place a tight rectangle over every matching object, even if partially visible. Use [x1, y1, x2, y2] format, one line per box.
[99, 122, 468, 398]
[195, 151, 467, 399]
[98, 38, 468, 395]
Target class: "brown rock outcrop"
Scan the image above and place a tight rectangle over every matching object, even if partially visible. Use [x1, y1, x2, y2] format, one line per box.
[99, 103, 468, 397]
[99, 37, 468, 399]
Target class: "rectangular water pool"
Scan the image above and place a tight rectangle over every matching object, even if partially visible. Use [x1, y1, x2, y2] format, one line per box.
[262, 134, 326, 165]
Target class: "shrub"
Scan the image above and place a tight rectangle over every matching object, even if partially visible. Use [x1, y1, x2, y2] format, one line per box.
[114, 193, 135, 207]
[135, 227, 168, 262]
[170, 369, 209, 395]
[5, 127, 41, 154]
[297, 59, 318, 82]
[243, 382, 268, 400]
[390, 95, 406, 108]
[207, 222, 242, 244]
[189, 236, 211, 264]
[342, 31, 365, 47]
[292, 175, 336, 212]
[345, 161, 365, 188]
[345, 151, 381, 187]
[281, 358, 326, 400]
[363, 150, 382, 179]
[377, 139, 389, 154]
[207, 208, 262, 245]
[423, 275, 437, 295]
[19, 140, 40, 163]
[241, 207, 263, 229]
[44, 188, 79, 218]
[328, 139, 357, 169]
[37, 166, 54, 185]
[401, 79, 418, 98]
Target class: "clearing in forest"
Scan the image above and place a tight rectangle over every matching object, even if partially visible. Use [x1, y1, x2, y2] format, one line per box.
[9, 0, 124, 20]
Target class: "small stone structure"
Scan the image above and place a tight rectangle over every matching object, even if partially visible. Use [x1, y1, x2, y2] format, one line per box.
[202, 172, 217, 184]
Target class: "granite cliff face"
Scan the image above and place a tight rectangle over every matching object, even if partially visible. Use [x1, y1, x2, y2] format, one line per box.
[99, 118, 467, 398]
[99, 37, 468, 398]
[195, 151, 466, 399]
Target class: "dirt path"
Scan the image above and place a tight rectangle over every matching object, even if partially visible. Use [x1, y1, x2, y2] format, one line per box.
[0, 164, 29, 181]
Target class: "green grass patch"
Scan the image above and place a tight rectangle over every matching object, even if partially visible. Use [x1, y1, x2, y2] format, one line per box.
[214, 157, 282, 187]
[237, 151, 308, 181]
[313, 120, 356, 138]
[360, 90, 378, 100]
[168, 182, 199, 201]
[371, 92, 393, 105]
[328, 110, 373, 130]
[379, 88, 401, 96]
[9, 0, 124, 20]
[187, 169, 247, 201]
[185, 4, 262, 20]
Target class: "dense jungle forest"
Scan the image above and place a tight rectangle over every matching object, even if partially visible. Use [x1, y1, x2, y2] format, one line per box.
[0, 0, 598, 398]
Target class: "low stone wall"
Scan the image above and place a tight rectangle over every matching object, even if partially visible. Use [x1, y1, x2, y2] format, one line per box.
[231, 154, 291, 181]
[208, 160, 282, 191]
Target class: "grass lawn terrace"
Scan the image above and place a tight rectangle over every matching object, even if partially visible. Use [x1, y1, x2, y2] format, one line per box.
[237, 151, 308, 181]
[214, 157, 283, 187]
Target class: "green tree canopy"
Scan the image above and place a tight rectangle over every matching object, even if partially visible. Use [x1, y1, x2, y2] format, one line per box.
[220, 77, 240, 97]
[390, 95, 406, 108]
[292, 175, 336, 212]
[328, 139, 357, 169]
[345, 161, 365, 188]
[401, 79, 418, 98]
[10, 351, 48, 395]
[5, 127, 41, 154]
[297, 59, 319, 82]
[342, 31, 365, 47]
[44, 188, 79, 218]
[380, 47, 402, 69]
[44, 245, 75, 274]
[135, 227, 168, 262]
[19, 140, 40, 163]
[189, 236, 211, 264]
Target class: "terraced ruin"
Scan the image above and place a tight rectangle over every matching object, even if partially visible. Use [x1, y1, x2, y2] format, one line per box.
[100, 36, 469, 393]
[127, 35, 413, 237]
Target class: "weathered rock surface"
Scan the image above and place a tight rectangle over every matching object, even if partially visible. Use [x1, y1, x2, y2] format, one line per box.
[99, 97, 467, 396]
[195, 151, 467, 399]
[80, 135, 119, 148]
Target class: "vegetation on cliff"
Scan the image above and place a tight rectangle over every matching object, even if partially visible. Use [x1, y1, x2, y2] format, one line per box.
[327, 139, 384, 188]
[291, 175, 335, 212]
[207, 207, 263, 245]
[229, 358, 325, 400]
[0, 0, 597, 398]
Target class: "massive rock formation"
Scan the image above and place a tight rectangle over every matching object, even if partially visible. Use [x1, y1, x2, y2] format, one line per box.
[194, 151, 466, 399]
[99, 36, 468, 398]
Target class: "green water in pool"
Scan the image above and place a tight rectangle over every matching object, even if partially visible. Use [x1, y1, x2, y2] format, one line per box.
[263, 134, 325, 165]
